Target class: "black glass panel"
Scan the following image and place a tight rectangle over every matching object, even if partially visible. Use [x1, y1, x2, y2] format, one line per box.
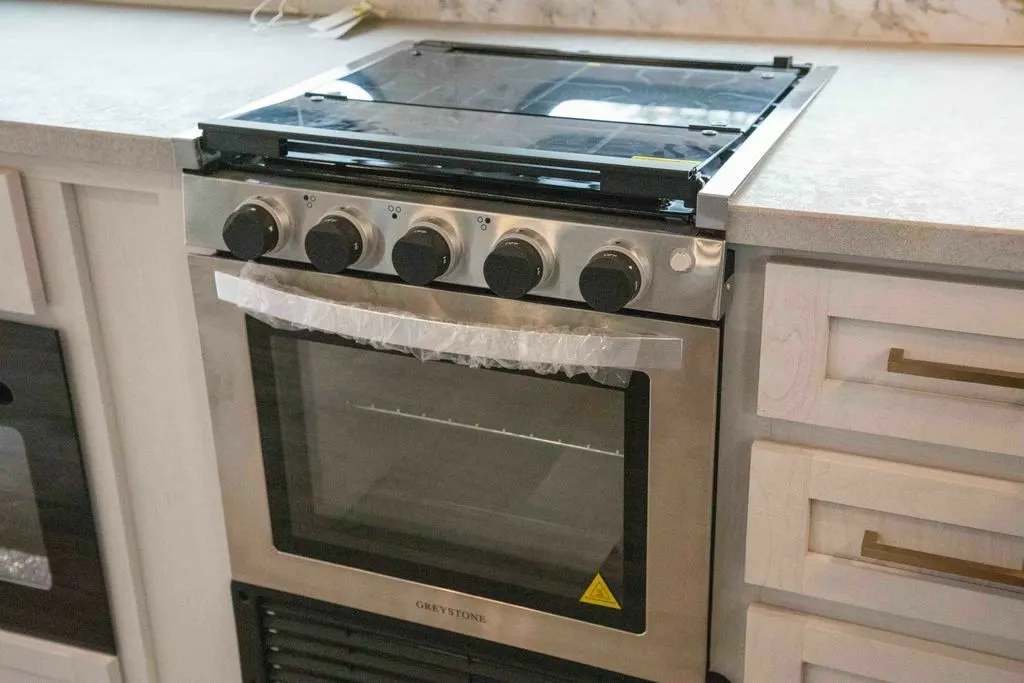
[248, 317, 648, 633]
[313, 48, 797, 131]
[230, 45, 799, 165]
[235, 98, 737, 165]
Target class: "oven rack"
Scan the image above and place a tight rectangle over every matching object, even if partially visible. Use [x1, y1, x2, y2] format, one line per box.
[353, 403, 623, 458]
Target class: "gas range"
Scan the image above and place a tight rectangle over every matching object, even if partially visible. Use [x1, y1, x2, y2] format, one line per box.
[178, 41, 834, 321]
[181, 40, 835, 682]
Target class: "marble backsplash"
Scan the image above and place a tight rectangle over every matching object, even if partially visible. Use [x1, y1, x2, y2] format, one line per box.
[373, 0, 1024, 45]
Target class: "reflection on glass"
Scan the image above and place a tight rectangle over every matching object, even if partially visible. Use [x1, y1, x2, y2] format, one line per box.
[311, 80, 375, 101]
[548, 99, 758, 129]
[0, 426, 52, 590]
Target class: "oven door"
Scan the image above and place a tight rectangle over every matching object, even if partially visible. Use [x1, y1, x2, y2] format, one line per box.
[190, 255, 719, 682]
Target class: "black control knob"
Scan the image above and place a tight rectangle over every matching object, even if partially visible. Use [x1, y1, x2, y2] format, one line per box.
[222, 201, 282, 260]
[484, 238, 545, 299]
[579, 249, 644, 313]
[305, 214, 365, 274]
[392, 226, 453, 285]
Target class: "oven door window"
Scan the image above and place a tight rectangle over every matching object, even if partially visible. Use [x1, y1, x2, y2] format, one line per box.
[248, 317, 648, 633]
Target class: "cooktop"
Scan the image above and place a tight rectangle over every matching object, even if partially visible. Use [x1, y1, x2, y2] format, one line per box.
[192, 41, 834, 225]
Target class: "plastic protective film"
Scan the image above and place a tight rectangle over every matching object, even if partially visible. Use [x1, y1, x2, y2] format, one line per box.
[215, 264, 683, 387]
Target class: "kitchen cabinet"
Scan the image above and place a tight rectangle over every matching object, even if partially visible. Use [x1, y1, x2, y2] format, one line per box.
[0, 153, 239, 683]
[710, 249, 1024, 683]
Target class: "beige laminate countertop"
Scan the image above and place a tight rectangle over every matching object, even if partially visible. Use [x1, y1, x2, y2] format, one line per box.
[2, 0, 1023, 272]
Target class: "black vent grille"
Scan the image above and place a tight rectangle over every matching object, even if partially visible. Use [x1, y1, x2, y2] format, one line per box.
[234, 582, 647, 683]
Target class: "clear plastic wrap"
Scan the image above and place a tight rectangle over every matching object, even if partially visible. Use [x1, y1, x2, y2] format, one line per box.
[215, 265, 683, 387]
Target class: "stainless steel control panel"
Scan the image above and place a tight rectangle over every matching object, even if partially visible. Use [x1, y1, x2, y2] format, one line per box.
[184, 172, 728, 320]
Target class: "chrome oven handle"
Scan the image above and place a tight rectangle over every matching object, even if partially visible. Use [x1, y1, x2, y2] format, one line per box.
[214, 272, 683, 371]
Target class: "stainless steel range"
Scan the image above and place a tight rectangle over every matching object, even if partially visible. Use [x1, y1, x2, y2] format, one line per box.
[179, 41, 833, 683]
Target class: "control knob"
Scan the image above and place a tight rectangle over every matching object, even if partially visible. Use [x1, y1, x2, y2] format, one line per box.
[222, 197, 290, 260]
[484, 233, 551, 299]
[392, 218, 460, 285]
[578, 248, 647, 313]
[305, 209, 374, 274]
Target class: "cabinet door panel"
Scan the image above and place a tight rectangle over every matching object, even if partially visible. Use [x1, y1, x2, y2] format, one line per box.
[746, 441, 1024, 641]
[0, 628, 120, 683]
[758, 262, 1024, 457]
[744, 605, 1024, 683]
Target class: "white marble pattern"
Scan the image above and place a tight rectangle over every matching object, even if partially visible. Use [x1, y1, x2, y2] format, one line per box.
[375, 0, 1024, 45]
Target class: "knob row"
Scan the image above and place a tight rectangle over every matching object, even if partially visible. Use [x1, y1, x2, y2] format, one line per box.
[222, 200, 645, 312]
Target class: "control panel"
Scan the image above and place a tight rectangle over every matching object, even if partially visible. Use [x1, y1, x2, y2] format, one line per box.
[186, 173, 727, 320]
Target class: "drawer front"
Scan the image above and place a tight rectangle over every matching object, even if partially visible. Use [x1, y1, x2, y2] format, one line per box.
[745, 441, 1024, 641]
[758, 263, 1024, 457]
[0, 629, 121, 683]
[744, 605, 1024, 683]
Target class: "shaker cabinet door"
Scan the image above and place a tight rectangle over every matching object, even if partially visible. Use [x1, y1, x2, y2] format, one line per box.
[757, 262, 1024, 457]
[746, 440, 1024, 642]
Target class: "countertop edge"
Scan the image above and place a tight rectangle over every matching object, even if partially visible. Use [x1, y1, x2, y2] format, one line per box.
[4, 117, 1021, 275]
[0, 121, 176, 173]
[728, 204, 1024, 275]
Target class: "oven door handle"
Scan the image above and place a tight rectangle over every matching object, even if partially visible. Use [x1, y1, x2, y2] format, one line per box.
[215, 272, 683, 371]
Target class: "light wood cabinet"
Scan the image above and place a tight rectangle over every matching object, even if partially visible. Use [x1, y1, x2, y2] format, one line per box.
[757, 262, 1024, 457]
[0, 629, 121, 683]
[746, 440, 1024, 641]
[744, 605, 1024, 683]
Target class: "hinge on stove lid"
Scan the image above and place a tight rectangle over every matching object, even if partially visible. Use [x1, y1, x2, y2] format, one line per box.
[414, 40, 572, 60]
[772, 55, 794, 69]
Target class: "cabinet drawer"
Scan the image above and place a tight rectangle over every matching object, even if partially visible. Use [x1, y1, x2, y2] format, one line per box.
[758, 263, 1024, 457]
[0, 628, 121, 683]
[744, 605, 1024, 683]
[746, 441, 1024, 641]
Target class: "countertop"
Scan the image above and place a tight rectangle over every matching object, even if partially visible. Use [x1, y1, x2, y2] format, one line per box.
[2, 0, 1023, 273]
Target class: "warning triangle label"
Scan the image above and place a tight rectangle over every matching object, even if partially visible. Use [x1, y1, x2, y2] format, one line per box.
[579, 573, 621, 610]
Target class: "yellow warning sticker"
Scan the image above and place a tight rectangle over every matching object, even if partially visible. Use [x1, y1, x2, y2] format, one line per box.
[580, 573, 622, 610]
[631, 155, 699, 166]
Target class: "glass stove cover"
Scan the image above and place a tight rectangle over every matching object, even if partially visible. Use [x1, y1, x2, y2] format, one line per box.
[232, 46, 798, 166]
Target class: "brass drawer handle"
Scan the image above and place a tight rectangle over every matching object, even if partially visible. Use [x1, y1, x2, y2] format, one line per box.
[861, 531, 1024, 589]
[887, 348, 1024, 390]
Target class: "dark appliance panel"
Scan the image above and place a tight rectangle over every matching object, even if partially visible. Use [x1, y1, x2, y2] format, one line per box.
[0, 320, 115, 653]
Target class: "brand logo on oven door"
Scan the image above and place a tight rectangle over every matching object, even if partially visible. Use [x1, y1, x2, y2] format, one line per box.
[415, 600, 487, 623]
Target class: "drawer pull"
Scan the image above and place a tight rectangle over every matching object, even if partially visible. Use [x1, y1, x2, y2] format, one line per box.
[887, 348, 1024, 390]
[861, 531, 1024, 589]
